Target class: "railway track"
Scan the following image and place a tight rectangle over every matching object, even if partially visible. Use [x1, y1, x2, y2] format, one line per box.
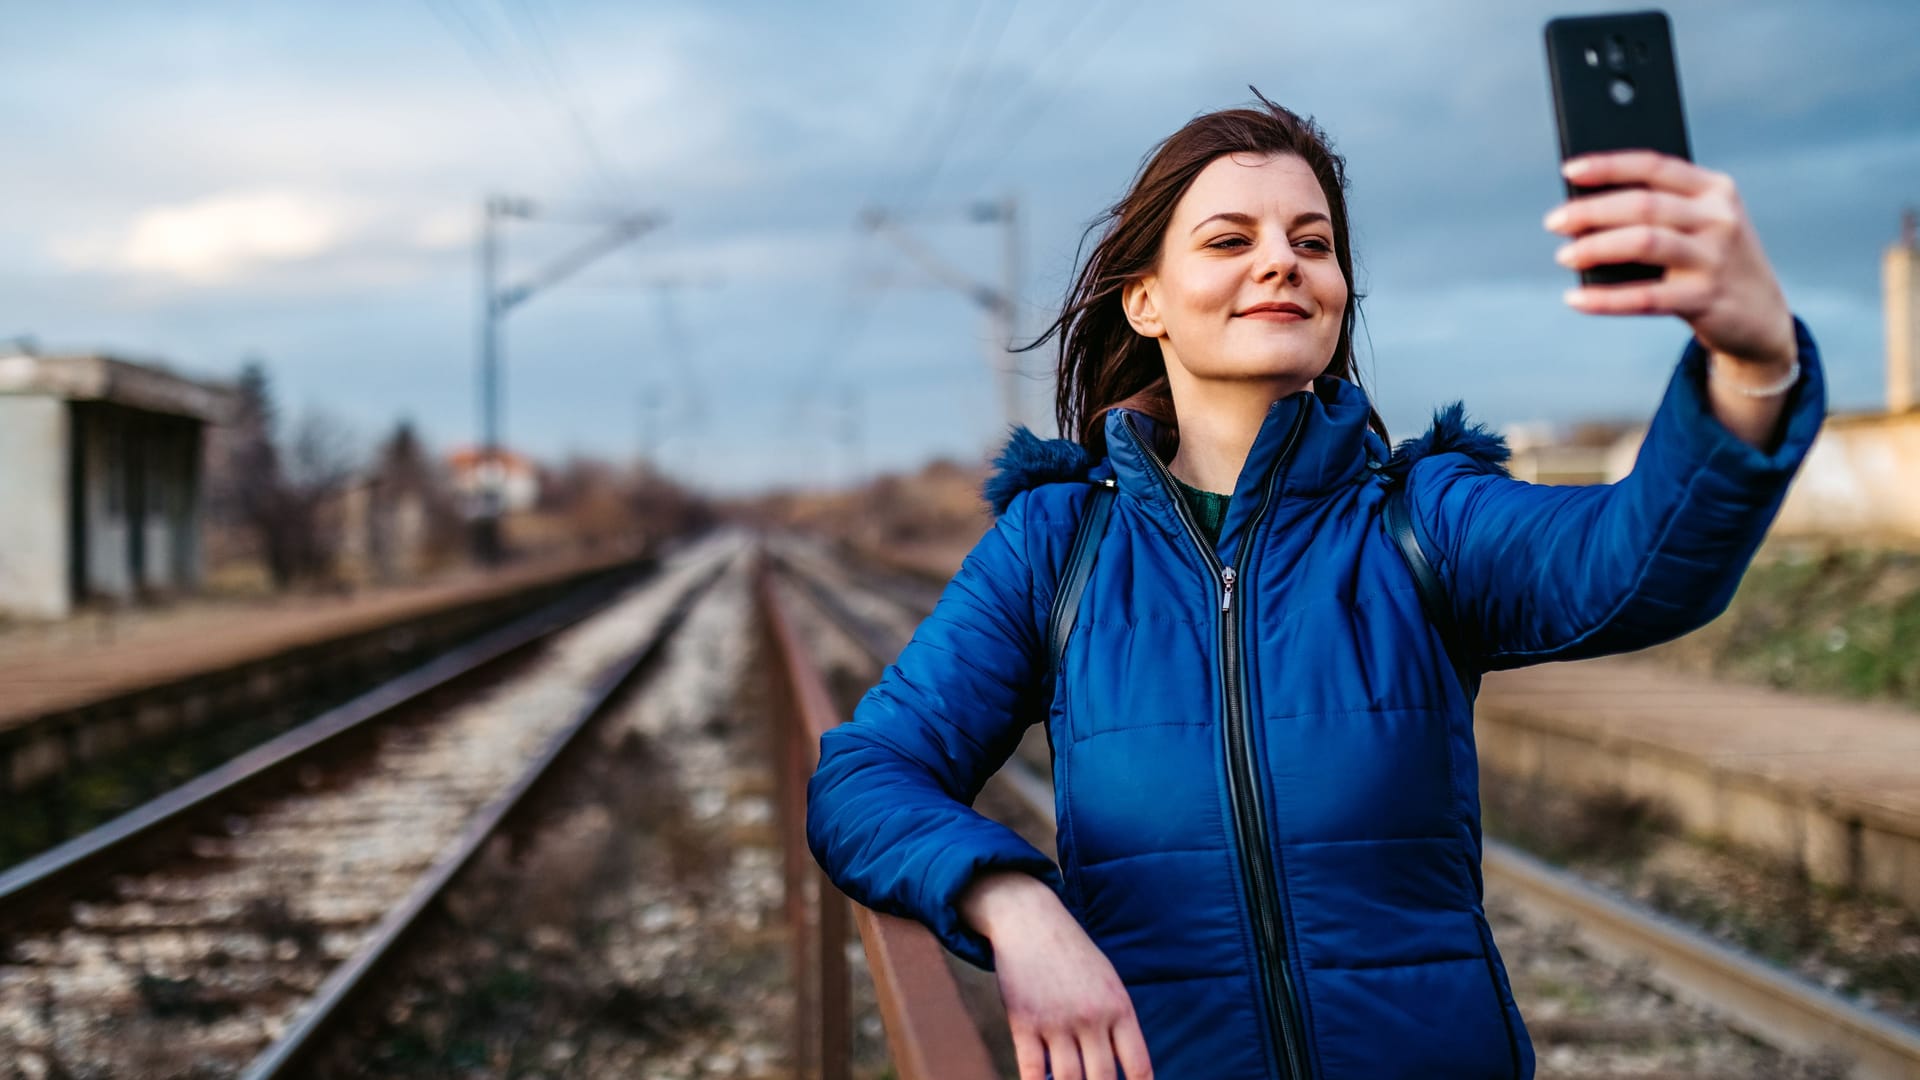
[772, 535, 1920, 1080]
[0, 535, 744, 1079]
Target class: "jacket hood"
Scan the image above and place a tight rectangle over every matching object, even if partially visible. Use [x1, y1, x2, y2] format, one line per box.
[983, 395, 1511, 519]
[983, 426, 1096, 517]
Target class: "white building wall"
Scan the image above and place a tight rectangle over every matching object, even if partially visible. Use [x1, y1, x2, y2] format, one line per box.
[1886, 234, 1919, 413]
[0, 397, 72, 618]
[1771, 416, 1920, 539]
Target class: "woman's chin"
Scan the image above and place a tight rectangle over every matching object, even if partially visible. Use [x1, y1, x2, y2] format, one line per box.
[1189, 355, 1327, 384]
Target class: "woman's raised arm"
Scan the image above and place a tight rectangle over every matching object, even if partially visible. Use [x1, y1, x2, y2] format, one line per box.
[1403, 153, 1827, 667]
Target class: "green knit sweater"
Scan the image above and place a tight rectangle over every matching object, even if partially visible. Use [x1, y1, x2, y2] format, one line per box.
[1172, 477, 1231, 549]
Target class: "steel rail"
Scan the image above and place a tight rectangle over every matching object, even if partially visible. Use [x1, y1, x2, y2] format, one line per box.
[1484, 840, 1920, 1080]
[788, 545, 1920, 1080]
[242, 557, 725, 1078]
[0, 566, 646, 920]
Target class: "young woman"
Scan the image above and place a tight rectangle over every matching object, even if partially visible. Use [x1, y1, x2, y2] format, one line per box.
[806, 96, 1824, 1080]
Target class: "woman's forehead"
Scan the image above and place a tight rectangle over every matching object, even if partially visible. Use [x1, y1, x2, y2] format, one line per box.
[1176, 153, 1329, 225]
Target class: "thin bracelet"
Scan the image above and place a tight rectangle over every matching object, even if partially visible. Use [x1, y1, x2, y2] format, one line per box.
[1709, 355, 1801, 399]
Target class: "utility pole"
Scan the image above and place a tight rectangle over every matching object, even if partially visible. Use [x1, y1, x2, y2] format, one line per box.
[862, 194, 1026, 432]
[473, 196, 662, 563]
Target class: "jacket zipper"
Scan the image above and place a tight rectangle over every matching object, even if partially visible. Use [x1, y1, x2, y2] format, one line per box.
[1125, 409, 1311, 1079]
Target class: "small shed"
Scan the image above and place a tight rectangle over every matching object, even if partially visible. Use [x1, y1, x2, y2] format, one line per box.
[0, 349, 233, 618]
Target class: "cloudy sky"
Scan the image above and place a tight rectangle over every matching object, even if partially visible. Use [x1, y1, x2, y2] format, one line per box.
[4, 0, 1916, 492]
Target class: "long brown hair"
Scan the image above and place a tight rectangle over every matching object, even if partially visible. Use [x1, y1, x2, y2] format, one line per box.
[1028, 89, 1386, 459]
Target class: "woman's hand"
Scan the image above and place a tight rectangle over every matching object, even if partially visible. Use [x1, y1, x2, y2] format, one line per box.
[1543, 152, 1801, 447]
[960, 871, 1154, 1080]
[1543, 151, 1795, 366]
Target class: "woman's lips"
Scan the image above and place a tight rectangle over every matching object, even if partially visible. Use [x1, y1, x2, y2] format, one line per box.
[1237, 308, 1307, 322]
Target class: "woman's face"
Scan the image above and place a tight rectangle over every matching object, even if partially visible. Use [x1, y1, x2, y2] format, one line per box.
[1124, 152, 1347, 389]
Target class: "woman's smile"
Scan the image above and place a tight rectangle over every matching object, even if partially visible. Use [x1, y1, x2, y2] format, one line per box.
[1234, 301, 1311, 322]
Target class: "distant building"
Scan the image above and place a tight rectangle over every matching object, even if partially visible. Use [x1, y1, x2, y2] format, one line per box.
[0, 350, 234, 618]
[1767, 209, 1920, 538]
[446, 446, 539, 516]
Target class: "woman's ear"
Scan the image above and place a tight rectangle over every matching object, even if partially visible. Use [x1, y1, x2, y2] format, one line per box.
[1121, 275, 1165, 339]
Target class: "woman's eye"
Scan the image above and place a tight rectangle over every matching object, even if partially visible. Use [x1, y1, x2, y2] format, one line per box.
[1298, 238, 1332, 253]
[1206, 236, 1249, 250]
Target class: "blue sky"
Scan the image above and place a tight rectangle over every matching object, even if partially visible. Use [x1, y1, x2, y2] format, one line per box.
[4, 0, 1916, 492]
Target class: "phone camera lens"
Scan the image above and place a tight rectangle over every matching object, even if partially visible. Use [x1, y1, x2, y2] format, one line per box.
[1605, 36, 1628, 70]
[1609, 76, 1636, 106]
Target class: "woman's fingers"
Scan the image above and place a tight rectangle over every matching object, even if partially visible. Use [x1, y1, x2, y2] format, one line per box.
[1562, 150, 1727, 197]
[1545, 153, 1793, 364]
[1049, 1031, 1086, 1080]
[1012, 1025, 1049, 1080]
[1113, 1016, 1156, 1080]
[1078, 1027, 1119, 1080]
[1564, 275, 1714, 317]
[1555, 224, 1710, 273]
[1544, 186, 1727, 237]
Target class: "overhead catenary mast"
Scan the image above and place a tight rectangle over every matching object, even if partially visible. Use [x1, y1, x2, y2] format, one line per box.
[862, 194, 1028, 434]
[473, 196, 662, 563]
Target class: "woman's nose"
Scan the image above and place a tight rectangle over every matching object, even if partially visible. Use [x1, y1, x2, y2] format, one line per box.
[1255, 240, 1302, 284]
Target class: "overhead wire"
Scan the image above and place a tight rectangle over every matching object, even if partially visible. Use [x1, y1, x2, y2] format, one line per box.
[959, 0, 1152, 196]
[487, 0, 717, 467]
[794, 0, 996, 451]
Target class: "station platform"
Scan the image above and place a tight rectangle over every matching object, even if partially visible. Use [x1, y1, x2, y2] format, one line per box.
[1478, 657, 1920, 917]
[0, 552, 626, 733]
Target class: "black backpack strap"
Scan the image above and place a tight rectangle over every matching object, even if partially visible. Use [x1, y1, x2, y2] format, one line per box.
[1046, 479, 1117, 678]
[1383, 480, 1478, 695]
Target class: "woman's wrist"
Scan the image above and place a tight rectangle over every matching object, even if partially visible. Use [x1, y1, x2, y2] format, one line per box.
[959, 870, 1059, 942]
[1708, 348, 1799, 397]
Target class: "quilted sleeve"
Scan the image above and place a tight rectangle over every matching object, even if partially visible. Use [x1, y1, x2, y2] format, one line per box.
[1405, 316, 1826, 669]
[805, 489, 1062, 969]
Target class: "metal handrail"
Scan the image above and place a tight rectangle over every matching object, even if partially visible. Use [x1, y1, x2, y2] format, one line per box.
[758, 561, 999, 1080]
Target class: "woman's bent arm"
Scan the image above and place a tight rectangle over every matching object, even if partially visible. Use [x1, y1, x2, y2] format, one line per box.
[805, 488, 1066, 969]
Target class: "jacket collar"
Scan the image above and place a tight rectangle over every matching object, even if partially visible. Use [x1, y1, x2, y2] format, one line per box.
[1104, 374, 1383, 560]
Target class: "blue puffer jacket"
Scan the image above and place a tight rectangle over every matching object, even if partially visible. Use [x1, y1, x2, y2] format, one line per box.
[807, 321, 1824, 1079]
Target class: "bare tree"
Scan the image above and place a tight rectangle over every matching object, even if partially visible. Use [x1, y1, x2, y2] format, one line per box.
[204, 359, 364, 588]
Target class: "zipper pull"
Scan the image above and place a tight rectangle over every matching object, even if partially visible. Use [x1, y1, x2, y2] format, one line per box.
[1221, 567, 1237, 612]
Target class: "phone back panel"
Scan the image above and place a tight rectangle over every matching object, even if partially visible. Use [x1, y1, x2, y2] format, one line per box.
[1545, 10, 1692, 284]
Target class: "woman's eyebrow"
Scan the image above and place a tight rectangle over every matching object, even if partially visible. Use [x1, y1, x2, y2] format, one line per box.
[1189, 210, 1331, 235]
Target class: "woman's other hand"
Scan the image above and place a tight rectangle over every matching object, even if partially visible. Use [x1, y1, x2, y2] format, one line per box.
[1543, 152, 1801, 447]
[960, 871, 1154, 1080]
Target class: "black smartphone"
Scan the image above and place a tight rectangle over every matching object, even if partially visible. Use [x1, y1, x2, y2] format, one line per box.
[1544, 10, 1692, 285]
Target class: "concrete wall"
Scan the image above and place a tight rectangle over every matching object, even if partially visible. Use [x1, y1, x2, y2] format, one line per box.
[0, 397, 71, 618]
[1771, 412, 1920, 539]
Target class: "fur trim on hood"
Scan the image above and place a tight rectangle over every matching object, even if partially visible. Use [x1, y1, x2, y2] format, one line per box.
[1381, 401, 1512, 481]
[983, 426, 1093, 517]
[980, 402, 1511, 517]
